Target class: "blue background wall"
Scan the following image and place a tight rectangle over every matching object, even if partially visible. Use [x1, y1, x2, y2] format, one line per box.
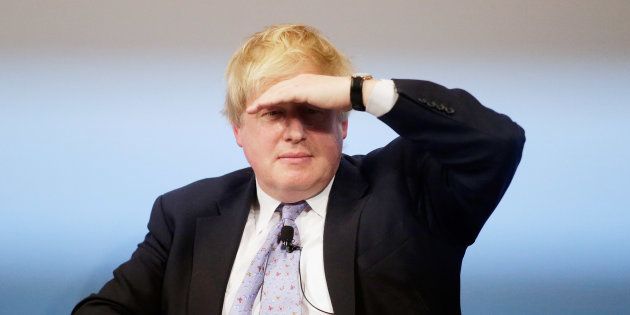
[1, 1, 628, 314]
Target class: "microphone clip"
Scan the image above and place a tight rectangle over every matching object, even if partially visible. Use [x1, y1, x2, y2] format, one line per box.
[278, 225, 301, 253]
[281, 242, 301, 253]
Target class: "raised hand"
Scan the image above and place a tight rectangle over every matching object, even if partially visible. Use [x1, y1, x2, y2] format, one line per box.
[246, 74, 353, 114]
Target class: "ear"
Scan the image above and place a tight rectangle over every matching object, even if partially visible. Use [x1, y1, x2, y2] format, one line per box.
[232, 123, 244, 147]
[340, 119, 348, 140]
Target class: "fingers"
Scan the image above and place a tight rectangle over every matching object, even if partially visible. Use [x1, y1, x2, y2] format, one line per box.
[246, 76, 309, 114]
[246, 90, 299, 114]
[244, 74, 350, 114]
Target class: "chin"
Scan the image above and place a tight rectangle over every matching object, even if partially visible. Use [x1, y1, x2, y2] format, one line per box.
[275, 175, 326, 198]
[278, 177, 318, 192]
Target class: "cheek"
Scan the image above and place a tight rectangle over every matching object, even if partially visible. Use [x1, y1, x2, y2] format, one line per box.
[314, 117, 345, 144]
[312, 133, 343, 164]
[241, 132, 278, 166]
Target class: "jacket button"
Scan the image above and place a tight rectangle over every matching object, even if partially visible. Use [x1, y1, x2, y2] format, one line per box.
[446, 107, 455, 114]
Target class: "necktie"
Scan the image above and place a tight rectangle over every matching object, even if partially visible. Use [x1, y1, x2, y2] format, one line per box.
[230, 201, 308, 314]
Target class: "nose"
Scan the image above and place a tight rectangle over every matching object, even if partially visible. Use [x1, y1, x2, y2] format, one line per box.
[283, 116, 306, 143]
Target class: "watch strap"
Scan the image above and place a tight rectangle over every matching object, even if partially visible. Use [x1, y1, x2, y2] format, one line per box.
[350, 74, 373, 111]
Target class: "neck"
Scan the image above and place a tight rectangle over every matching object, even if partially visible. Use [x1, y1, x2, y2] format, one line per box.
[256, 179, 334, 204]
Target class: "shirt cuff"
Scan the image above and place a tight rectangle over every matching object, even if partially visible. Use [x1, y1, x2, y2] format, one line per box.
[365, 79, 398, 117]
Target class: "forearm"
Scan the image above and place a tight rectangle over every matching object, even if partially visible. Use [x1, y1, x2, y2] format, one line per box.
[382, 79, 524, 166]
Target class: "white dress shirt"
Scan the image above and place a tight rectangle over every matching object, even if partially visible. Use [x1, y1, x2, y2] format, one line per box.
[221, 79, 398, 314]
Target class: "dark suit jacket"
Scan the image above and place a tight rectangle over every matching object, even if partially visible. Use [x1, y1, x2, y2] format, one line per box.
[73, 79, 525, 315]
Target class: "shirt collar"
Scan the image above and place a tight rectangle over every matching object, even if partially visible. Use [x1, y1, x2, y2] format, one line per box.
[254, 177, 334, 234]
[304, 176, 333, 220]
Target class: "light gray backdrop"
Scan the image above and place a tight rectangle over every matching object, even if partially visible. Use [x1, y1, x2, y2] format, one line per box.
[1, 1, 629, 314]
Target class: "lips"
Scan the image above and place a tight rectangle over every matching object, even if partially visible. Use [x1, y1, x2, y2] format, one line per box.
[278, 152, 313, 164]
[278, 152, 312, 158]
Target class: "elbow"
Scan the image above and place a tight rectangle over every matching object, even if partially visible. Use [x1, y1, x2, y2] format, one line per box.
[493, 120, 526, 163]
[506, 123, 526, 162]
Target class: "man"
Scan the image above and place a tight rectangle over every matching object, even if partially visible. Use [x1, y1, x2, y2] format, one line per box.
[74, 24, 524, 314]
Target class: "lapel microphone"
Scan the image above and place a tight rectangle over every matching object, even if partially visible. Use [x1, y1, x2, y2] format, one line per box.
[278, 225, 301, 253]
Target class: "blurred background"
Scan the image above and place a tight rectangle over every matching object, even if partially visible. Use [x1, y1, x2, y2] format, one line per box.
[1, 1, 628, 314]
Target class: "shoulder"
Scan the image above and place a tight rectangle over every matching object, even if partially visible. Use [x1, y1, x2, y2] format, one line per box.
[157, 167, 254, 217]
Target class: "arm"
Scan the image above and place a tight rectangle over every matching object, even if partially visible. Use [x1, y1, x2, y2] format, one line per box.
[377, 79, 525, 244]
[73, 196, 171, 315]
[249, 75, 525, 245]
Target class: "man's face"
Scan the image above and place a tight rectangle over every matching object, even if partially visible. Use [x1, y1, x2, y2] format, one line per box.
[232, 72, 348, 203]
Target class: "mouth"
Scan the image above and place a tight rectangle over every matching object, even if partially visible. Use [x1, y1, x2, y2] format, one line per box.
[278, 152, 313, 163]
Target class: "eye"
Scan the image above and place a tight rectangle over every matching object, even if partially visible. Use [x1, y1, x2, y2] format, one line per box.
[305, 107, 324, 115]
[260, 108, 284, 120]
[299, 106, 329, 126]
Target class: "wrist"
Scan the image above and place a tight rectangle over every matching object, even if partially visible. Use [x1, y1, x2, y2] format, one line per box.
[350, 73, 374, 111]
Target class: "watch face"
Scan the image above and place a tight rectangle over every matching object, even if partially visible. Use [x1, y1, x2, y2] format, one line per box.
[353, 73, 373, 80]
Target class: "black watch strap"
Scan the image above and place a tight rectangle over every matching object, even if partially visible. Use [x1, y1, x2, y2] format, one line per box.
[350, 74, 373, 111]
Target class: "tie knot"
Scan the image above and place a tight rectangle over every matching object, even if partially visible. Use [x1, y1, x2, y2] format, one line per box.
[280, 201, 308, 222]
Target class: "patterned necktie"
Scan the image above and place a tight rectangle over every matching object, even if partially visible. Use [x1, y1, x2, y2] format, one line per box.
[230, 201, 308, 315]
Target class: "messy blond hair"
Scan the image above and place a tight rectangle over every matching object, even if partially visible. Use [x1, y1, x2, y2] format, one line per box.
[224, 24, 353, 125]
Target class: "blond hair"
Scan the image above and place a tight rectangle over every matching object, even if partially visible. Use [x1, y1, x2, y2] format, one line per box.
[224, 24, 353, 125]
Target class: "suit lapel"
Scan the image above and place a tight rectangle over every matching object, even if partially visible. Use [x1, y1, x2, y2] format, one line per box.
[188, 174, 255, 315]
[186, 159, 367, 314]
[324, 157, 369, 315]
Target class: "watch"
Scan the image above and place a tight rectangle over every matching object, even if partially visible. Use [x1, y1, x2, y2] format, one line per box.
[350, 73, 374, 111]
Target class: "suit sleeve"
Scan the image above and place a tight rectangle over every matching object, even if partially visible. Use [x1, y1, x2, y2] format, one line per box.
[72, 196, 172, 315]
[377, 79, 525, 245]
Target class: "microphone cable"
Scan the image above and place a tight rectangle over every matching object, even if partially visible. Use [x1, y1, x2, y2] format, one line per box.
[297, 255, 334, 314]
[279, 224, 334, 314]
